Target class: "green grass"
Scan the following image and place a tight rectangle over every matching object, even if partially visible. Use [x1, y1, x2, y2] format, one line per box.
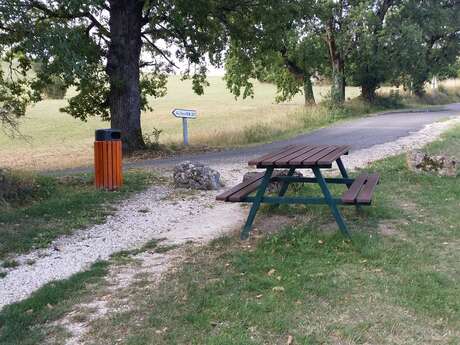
[0, 260, 110, 345]
[2, 75, 459, 171]
[0, 170, 157, 259]
[80, 126, 459, 344]
[2, 127, 460, 344]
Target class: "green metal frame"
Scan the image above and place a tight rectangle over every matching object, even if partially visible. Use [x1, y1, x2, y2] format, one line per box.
[239, 159, 359, 240]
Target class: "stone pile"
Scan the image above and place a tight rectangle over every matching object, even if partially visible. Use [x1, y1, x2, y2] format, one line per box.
[173, 161, 223, 190]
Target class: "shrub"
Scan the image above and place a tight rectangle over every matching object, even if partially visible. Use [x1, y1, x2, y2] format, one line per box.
[143, 127, 163, 150]
[373, 90, 404, 109]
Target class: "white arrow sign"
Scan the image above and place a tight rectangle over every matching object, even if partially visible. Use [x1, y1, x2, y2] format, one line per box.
[172, 108, 197, 119]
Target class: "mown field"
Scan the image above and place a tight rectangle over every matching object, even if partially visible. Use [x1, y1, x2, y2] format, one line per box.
[0, 76, 360, 171]
[1, 76, 459, 172]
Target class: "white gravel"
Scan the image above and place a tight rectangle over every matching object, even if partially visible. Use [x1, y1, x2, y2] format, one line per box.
[1, 117, 459, 310]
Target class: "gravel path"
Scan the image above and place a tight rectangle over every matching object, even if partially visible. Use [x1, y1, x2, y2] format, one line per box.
[1, 117, 460, 310]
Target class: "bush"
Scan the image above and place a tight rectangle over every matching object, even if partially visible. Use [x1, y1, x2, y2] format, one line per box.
[143, 127, 163, 150]
[373, 90, 404, 109]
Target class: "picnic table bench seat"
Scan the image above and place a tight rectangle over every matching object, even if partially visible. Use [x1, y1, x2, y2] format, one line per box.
[341, 173, 380, 205]
[216, 171, 281, 202]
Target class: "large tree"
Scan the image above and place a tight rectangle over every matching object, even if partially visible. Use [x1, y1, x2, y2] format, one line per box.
[386, 0, 460, 96]
[0, 0, 252, 152]
[225, 0, 329, 106]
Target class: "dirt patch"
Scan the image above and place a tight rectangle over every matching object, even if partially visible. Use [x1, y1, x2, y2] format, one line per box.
[378, 221, 399, 237]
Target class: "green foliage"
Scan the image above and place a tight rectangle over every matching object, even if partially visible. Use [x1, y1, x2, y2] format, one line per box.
[386, 0, 460, 95]
[226, 0, 460, 104]
[0, 0, 252, 134]
[143, 127, 164, 150]
[225, 1, 328, 105]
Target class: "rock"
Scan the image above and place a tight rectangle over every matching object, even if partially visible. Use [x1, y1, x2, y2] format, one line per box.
[407, 150, 457, 177]
[243, 169, 303, 193]
[173, 161, 223, 190]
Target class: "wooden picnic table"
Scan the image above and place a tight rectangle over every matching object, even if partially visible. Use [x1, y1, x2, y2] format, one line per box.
[217, 144, 380, 239]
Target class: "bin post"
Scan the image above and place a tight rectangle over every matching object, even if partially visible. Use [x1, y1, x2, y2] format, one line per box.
[94, 129, 123, 190]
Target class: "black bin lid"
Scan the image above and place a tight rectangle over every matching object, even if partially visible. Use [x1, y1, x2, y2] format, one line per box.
[95, 129, 121, 141]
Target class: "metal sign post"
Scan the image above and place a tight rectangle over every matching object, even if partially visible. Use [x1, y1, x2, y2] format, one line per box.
[172, 108, 197, 145]
[182, 117, 189, 145]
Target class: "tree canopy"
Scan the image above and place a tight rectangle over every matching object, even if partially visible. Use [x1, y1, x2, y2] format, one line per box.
[0, 0, 254, 150]
[225, 0, 460, 104]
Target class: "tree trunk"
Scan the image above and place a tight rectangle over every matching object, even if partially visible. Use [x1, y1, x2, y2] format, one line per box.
[361, 83, 377, 103]
[412, 76, 427, 97]
[325, 21, 345, 105]
[331, 60, 345, 104]
[107, 0, 145, 153]
[303, 74, 315, 106]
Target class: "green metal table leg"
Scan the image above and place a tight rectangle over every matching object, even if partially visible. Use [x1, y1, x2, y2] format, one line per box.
[337, 158, 361, 211]
[312, 166, 351, 237]
[240, 168, 274, 240]
[336, 158, 350, 186]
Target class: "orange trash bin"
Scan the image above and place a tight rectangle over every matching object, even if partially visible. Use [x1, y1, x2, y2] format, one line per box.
[94, 129, 123, 190]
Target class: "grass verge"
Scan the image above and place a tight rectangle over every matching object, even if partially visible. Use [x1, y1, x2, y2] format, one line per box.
[0, 170, 159, 260]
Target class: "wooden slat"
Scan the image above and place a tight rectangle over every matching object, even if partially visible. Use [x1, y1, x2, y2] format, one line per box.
[248, 145, 294, 166]
[94, 142, 101, 188]
[112, 141, 120, 188]
[117, 140, 123, 186]
[216, 173, 264, 201]
[259, 145, 310, 166]
[356, 173, 380, 204]
[102, 141, 108, 188]
[217, 171, 282, 202]
[275, 145, 316, 165]
[303, 145, 339, 166]
[228, 179, 264, 202]
[107, 142, 113, 189]
[317, 145, 351, 165]
[119, 140, 124, 186]
[289, 145, 329, 165]
[341, 173, 368, 204]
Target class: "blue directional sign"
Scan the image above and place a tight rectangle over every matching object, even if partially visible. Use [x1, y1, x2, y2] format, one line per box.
[172, 108, 197, 119]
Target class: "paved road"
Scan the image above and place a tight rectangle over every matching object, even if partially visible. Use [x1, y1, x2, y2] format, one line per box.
[52, 103, 460, 175]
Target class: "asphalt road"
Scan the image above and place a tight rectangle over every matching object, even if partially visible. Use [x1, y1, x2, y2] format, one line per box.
[52, 103, 460, 175]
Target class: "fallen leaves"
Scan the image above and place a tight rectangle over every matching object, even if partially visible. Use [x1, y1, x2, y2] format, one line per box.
[155, 327, 168, 335]
[267, 268, 276, 276]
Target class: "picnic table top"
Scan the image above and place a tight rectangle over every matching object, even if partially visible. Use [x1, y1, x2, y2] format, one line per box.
[248, 144, 351, 169]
